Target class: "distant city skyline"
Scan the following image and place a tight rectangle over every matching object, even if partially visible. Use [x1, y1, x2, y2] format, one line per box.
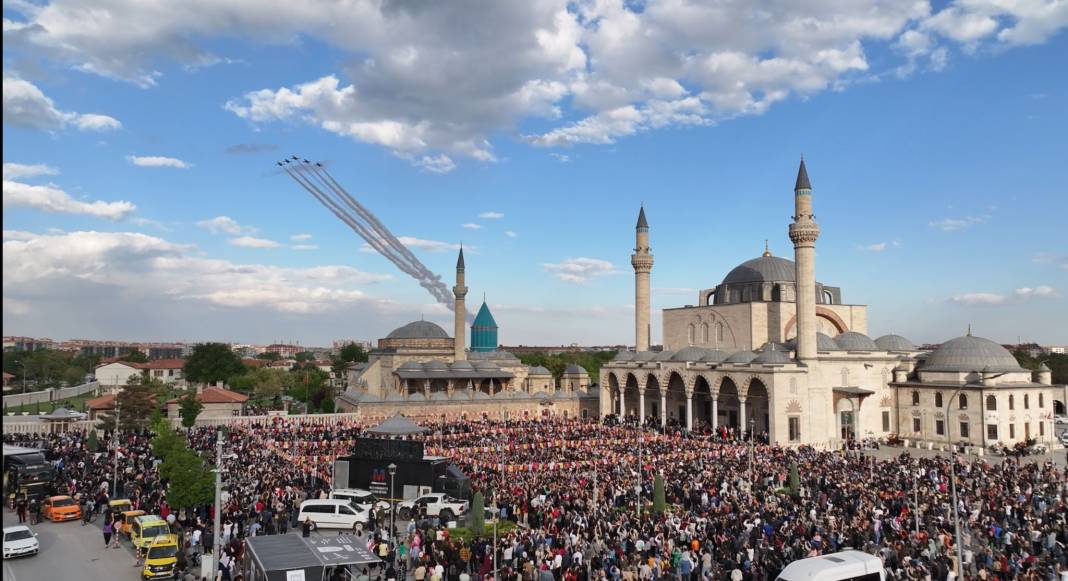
[4, 1, 1067, 346]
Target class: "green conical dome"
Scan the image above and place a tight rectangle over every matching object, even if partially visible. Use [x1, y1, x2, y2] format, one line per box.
[470, 300, 498, 352]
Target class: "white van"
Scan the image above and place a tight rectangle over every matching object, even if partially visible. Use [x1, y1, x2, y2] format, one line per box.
[329, 488, 391, 513]
[297, 499, 369, 530]
[775, 551, 885, 581]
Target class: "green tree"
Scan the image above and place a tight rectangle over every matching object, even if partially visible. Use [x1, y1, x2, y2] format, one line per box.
[255, 352, 281, 361]
[98, 375, 162, 431]
[336, 342, 369, 364]
[787, 461, 801, 497]
[294, 351, 316, 362]
[87, 429, 100, 452]
[162, 449, 214, 509]
[151, 417, 182, 460]
[183, 343, 246, 386]
[124, 349, 149, 363]
[229, 368, 291, 397]
[469, 491, 486, 535]
[319, 396, 335, 414]
[178, 391, 204, 428]
[653, 474, 666, 513]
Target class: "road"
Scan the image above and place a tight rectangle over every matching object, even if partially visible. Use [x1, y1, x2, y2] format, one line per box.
[2, 508, 142, 581]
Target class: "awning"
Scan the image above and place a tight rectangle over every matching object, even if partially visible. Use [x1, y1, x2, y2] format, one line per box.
[245, 534, 381, 574]
[302, 535, 381, 566]
[365, 413, 429, 435]
[833, 386, 875, 396]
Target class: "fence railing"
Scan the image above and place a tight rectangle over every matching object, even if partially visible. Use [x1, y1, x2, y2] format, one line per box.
[1, 382, 100, 409]
[1, 419, 98, 434]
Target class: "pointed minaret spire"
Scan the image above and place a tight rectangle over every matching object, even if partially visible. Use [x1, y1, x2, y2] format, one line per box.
[457, 244, 465, 270]
[453, 245, 468, 361]
[795, 157, 812, 191]
[631, 204, 653, 352]
[636, 205, 649, 230]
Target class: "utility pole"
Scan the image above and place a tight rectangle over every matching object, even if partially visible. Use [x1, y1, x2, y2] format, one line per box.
[947, 387, 966, 579]
[211, 427, 224, 581]
[636, 427, 642, 520]
[112, 402, 121, 497]
[913, 470, 920, 535]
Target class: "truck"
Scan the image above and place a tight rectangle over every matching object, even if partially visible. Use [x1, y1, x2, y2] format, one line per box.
[3, 445, 55, 505]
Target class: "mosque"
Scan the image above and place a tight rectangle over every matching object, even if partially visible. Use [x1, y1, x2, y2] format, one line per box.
[336, 248, 599, 419]
[599, 160, 1059, 449]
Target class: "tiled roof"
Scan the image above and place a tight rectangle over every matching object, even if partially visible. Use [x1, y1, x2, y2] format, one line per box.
[87, 393, 116, 410]
[168, 387, 249, 405]
[138, 359, 186, 369]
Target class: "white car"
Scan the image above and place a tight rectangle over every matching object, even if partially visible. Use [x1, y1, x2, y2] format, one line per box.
[1055, 415, 1068, 425]
[297, 499, 370, 530]
[397, 493, 469, 520]
[1060, 432, 1068, 446]
[3, 525, 39, 559]
[329, 488, 391, 513]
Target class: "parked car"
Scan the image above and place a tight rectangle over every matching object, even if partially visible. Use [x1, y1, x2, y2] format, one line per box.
[3, 525, 39, 558]
[131, 515, 170, 549]
[329, 488, 391, 513]
[1055, 415, 1068, 425]
[397, 493, 469, 521]
[297, 499, 369, 530]
[1060, 432, 1068, 446]
[140, 534, 180, 580]
[43, 495, 81, 522]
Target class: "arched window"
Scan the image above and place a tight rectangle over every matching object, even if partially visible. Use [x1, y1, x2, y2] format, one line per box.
[912, 391, 920, 405]
[716, 323, 724, 342]
[687, 324, 695, 344]
[1024, 394, 1030, 409]
[935, 392, 944, 408]
[1009, 395, 1014, 410]
[701, 323, 709, 344]
[1039, 393, 1044, 408]
[959, 394, 968, 410]
[823, 289, 834, 305]
[986, 395, 997, 411]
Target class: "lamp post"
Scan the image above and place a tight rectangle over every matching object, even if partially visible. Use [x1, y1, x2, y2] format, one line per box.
[636, 427, 642, 520]
[210, 427, 225, 581]
[112, 401, 121, 498]
[912, 469, 920, 535]
[388, 463, 397, 570]
[488, 503, 500, 581]
[945, 387, 967, 578]
[748, 417, 756, 482]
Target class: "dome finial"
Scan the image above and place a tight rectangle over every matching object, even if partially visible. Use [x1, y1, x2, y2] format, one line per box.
[762, 239, 771, 257]
[967, 323, 972, 336]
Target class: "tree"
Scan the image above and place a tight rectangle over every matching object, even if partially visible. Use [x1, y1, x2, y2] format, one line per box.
[124, 349, 149, 364]
[787, 461, 801, 497]
[255, 352, 281, 361]
[178, 392, 204, 428]
[162, 449, 214, 509]
[183, 343, 246, 386]
[337, 342, 369, 364]
[469, 491, 486, 534]
[87, 429, 100, 452]
[98, 375, 162, 431]
[653, 474, 666, 513]
[294, 351, 316, 362]
[151, 417, 182, 460]
[319, 396, 335, 414]
[229, 368, 291, 397]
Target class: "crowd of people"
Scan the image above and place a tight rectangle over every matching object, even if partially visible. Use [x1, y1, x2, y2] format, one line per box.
[4, 414, 1067, 581]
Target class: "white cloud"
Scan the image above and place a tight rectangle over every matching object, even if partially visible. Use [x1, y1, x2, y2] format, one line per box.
[290, 233, 313, 241]
[928, 215, 989, 231]
[1014, 285, 1059, 299]
[3, 179, 135, 220]
[3, 163, 59, 179]
[3, 230, 38, 241]
[949, 292, 1008, 306]
[504, 230, 518, 238]
[949, 284, 1059, 306]
[462, 223, 482, 230]
[229, 236, 282, 249]
[549, 153, 571, 163]
[543, 257, 618, 283]
[291, 244, 319, 251]
[478, 212, 504, 220]
[5, 0, 1066, 171]
[3, 77, 121, 131]
[1033, 252, 1068, 271]
[196, 216, 257, 236]
[126, 155, 192, 169]
[2, 230, 392, 315]
[397, 237, 461, 252]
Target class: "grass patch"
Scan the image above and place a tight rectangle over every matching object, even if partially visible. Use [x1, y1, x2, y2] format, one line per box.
[3, 391, 98, 414]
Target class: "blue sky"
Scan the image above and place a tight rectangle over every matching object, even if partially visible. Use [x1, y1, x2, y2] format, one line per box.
[3, 0, 1067, 347]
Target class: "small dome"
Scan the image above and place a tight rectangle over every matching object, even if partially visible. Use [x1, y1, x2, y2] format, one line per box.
[634, 352, 658, 361]
[472, 360, 499, 370]
[653, 351, 676, 361]
[722, 255, 796, 285]
[922, 335, 1025, 373]
[614, 351, 635, 361]
[724, 351, 757, 364]
[424, 360, 448, 371]
[672, 346, 714, 362]
[528, 365, 552, 376]
[834, 331, 879, 351]
[753, 345, 791, 365]
[700, 350, 731, 363]
[429, 392, 450, 401]
[386, 320, 450, 340]
[407, 392, 426, 402]
[532, 391, 552, 399]
[563, 364, 588, 375]
[473, 390, 491, 400]
[785, 332, 839, 351]
[397, 361, 423, 371]
[1038, 362, 1051, 371]
[450, 360, 474, 370]
[385, 392, 407, 402]
[875, 334, 917, 351]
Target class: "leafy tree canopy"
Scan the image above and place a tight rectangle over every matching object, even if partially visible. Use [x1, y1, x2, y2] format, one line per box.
[516, 351, 617, 381]
[336, 342, 369, 364]
[98, 375, 163, 431]
[124, 349, 149, 363]
[183, 342, 246, 385]
[294, 351, 316, 362]
[178, 391, 204, 428]
[1013, 350, 1067, 384]
[255, 352, 281, 361]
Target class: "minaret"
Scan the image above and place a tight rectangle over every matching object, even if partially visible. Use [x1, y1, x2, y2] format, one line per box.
[453, 246, 468, 361]
[631, 205, 654, 351]
[788, 158, 820, 362]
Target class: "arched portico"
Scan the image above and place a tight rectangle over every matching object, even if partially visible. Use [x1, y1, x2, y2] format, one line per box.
[623, 373, 641, 419]
[718, 377, 741, 434]
[644, 373, 663, 425]
[693, 375, 714, 429]
[745, 378, 770, 438]
[666, 371, 687, 428]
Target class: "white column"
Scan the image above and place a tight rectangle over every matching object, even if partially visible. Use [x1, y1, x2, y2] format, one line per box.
[739, 398, 747, 434]
[619, 389, 626, 417]
[711, 395, 719, 431]
[638, 389, 646, 421]
[660, 394, 667, 427]
[686, 394, 693, 431]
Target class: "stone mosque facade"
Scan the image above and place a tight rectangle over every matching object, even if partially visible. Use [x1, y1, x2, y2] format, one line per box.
[337, 249, 599, 419]
[599, 160, 1060, 449]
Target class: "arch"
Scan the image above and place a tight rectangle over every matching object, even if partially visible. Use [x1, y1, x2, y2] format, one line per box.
[835, 396, 857, 440]
[716, 323, 725, 343]
[958, 393, 968, 410]
[935, 392, 944, 408]
[911, 390, 920, 405]
[429, 378, 449, 393]
[405, 379, 423, 396]
[986, 395, 997, 411]
[1055, 400, 1066, 415]
[782, 307, 849, 338]
[701, 323, 709, 344]
[623, 372, 641, 418]
[718, 376, 741, 431]
[477, 378, 497, 395]
[745, 378, 770, 436]
[687, 324, 695, 345]
[692, 374, 714, 428]
[822, 289, 834, 305]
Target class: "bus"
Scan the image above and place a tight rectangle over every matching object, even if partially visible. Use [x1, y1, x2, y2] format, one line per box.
[775, 551, 885, 581]
[3, 445, 55, 504]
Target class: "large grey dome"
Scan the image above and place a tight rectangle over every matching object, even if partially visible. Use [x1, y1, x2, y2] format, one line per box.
[387, 320, 449, 339]
[875, 334, 917, 351]
[835, 332, 879, 351]
[722, 256, 796, 285]
[922, 335, 1025, 373]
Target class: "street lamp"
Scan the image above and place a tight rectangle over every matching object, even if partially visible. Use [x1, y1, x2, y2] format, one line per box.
[945, 387, 967, 578]
[209, 428, 237, 581]
[487, 503, 500, 581]
[388, 463, 397, 570]
[748, 417, 756, 482]
[112, 401, 121, 497]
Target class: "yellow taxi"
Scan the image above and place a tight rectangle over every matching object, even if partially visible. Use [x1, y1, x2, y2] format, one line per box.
[130, 515, 170, 549]
[119, 509, 146, 536]
[108, 499, 132, 522]
[43, 495, 82, 522]
[140, 534, 180, 580]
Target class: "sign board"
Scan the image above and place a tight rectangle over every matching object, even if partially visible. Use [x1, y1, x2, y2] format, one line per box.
[351, 438, 423, 461]
[286, 571, 306, 581]
[302, 534, 380, 565]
